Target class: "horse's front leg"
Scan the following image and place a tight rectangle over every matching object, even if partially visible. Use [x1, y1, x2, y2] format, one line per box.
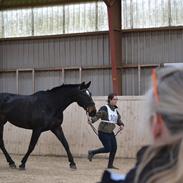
[19, 129, 42, 170]
[0, 122, 16, 168]
[51, 126, 77, 169]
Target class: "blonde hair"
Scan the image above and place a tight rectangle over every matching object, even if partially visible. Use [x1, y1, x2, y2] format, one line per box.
[135, 67, 183, 183]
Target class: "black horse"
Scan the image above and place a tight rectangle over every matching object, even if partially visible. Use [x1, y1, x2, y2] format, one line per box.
[0, 81, 96, 170]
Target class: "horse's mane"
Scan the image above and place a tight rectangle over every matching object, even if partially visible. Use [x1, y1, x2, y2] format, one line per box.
[31, 84, 80, 96]
[48, 84, 80, 92]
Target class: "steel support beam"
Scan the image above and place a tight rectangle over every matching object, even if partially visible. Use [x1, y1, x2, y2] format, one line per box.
[104, 0, 122, 95]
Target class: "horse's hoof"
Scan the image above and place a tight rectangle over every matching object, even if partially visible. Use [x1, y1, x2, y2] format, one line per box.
[19, 164, 26, 170]
[9, 163, 16, 169]
[70, 164, 77, 170]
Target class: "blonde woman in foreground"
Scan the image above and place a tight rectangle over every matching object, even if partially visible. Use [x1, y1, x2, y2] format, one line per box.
[99, 66, 183, 183]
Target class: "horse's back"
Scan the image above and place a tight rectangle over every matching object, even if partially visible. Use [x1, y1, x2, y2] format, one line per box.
[0, 93, 16, 107]
[0, 91, 59, 130]
[0, 93, 35, 120]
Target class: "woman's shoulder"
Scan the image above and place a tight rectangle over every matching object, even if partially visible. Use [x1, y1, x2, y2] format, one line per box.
[99, 105, 108, 111]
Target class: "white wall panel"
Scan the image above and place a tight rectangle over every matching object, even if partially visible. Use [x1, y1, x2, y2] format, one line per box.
[171, 0, 183, 25]
[122, 0, 183, 29]
[3, 96, 148, 158]
[0, 12, 2, 38]
[34, 6, 64, 36]
[3, 9, 32, 38]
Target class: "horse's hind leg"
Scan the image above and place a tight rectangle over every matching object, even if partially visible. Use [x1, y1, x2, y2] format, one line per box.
[19, 129, 42, 170]
[51, 126, 77, 169]
[0, 122, 16, 168]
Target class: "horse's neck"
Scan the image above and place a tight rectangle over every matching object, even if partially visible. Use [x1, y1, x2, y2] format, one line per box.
[52, 87, 76, 111]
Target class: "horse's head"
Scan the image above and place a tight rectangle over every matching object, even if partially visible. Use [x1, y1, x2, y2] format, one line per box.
[76, 81, 96, 117]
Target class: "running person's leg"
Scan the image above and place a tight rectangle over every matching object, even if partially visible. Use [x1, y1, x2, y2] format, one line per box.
[88, 131, 112, 161]
[107, 133, 118, 169]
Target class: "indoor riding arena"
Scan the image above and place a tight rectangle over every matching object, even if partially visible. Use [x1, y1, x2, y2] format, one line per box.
[0, 0, 183, 183]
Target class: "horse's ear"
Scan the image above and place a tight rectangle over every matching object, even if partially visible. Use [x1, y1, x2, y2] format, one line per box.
[80, 81, 91, 90]
[80, 82, 86, 90]
[85, 81, 91, 89]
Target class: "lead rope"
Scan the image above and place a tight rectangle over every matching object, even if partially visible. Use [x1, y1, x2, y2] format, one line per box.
[86, 112, 122, 137]
[86, 112, 98, 136]
[115, 128, 122, 136]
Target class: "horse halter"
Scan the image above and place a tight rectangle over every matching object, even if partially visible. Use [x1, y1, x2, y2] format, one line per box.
[77, 88, 96, 116]
[81, 89, 95, 108]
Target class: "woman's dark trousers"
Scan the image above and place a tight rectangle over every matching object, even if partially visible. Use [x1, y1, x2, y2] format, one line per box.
[90, 131, 117, 167]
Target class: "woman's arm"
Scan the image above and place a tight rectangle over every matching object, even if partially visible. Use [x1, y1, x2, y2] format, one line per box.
[117, 111, 124, 127]
[91, 106, 108, 123]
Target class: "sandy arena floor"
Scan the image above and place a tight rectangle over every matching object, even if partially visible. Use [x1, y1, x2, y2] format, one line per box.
[0, 155, 135, 183]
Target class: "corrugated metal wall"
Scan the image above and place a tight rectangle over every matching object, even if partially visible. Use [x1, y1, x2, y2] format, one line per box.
[3, 96, 148, 158]
[122, 30, 183, 95]
[0, 29, 183, 95]
[122, 30, 183, 64]
[1, 36, 109, 69]
[0, 34, 112, 95]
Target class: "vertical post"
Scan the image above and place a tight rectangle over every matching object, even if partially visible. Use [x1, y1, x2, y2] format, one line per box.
[16, 69, 19, 94]
[79, 67, 82, 83]
[32, 69, 35, 92]
[16, 68, 35, 94]
[62, 68, 64, 84]
[104, 0, 122, 95]
[138, 65, 141, 95]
